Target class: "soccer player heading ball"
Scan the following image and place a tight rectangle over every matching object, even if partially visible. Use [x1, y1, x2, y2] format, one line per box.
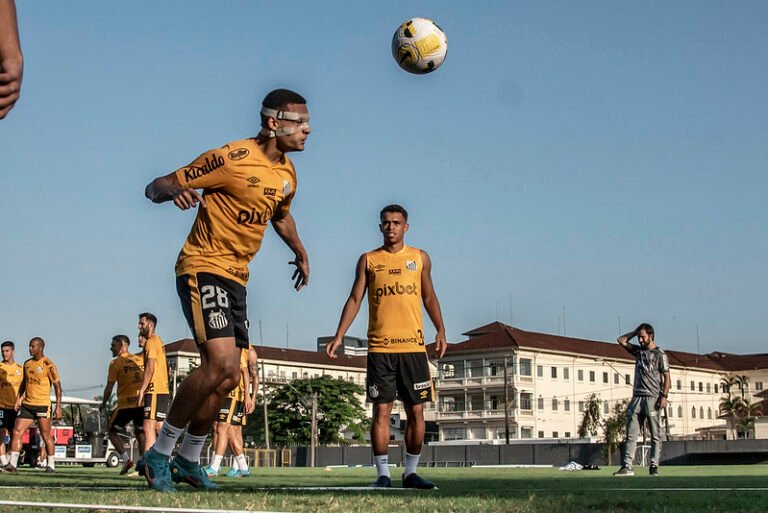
[142, 89, 311, 492]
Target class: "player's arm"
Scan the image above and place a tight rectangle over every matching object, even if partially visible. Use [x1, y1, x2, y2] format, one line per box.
[271, 209, 310, 291]
[326, 255, 368, 359]
[51, 378, 62, 420]
[14, 374, 25, 410]
[420, 250, 447, 359]
[617, 329, 638, 353]
[145, 171, 207, 210]
[100, 381, 115, 411]
[137, 358, 155, 406]
[0, 0, 23, 119]
[658, 370, 671, 409]
[246, 348, 259, 414]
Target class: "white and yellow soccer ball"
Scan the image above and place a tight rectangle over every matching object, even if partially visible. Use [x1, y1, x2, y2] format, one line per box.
[391, 17, 448, 74]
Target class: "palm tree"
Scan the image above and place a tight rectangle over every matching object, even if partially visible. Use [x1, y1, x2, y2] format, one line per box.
[734, 375, 750, 400]
[720, 375, 737, 399]
[719, 396, 744, 440]
[735, 398, 762, 439]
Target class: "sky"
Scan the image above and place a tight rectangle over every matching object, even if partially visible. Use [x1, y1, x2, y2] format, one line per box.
[1, 1, 767, 392]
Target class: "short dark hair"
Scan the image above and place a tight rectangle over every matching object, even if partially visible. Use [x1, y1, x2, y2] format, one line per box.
[30, 337, 45, 347]
[261, 88, 307, 127]
[139, 312, 157, 327]
[112, 334, 130, 347]
[1, 341, 14, 350]
[380, 204, 408, 222]
[636, 323, 654, 339]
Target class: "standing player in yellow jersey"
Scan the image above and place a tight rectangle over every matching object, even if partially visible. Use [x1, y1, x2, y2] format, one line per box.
[326, 204, 447, 489]
[136, 313, 169, 452]
[3, 337, 62, 473]
[100, 335, 146, 474]
[142, 89, 310, 492]
[0, 341, 23, 467]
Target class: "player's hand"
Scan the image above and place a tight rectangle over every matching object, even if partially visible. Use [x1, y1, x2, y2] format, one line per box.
[657, 396, 669, 410]
[54, 405, 62, 421]
[13, 398, 21, 411]
[289, 255, 309, 291]
[172, 187, 207, 210]
[433, 332, 447, 359]
[245, 398, 255, 415]
[0, 58, 23, 119]
[137, 391, 145, 408]
[325, 337, 342, 359]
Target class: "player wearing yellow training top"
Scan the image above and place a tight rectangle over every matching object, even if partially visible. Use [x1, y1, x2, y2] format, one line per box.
[100, 334, 146, 475]
[136, 312, 169, 454]
[0, 341, 23, 467]
[143, 88, 310, 492]
[327, 204, 447, 490]
[3, 337, 62, 473]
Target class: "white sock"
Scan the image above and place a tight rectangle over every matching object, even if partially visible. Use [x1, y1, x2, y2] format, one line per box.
[404, 452, 420, 477]
[120, 451, 129, 464]
[235, 454, 248, 471]
[210, 454, 224, 471]
[47, 455, 55, 469]
[0, 454, 8, 465]
[374, 454, 390, 478]
[177, 432, 207, 463]
[10, 451, 19, 467]
[153, 422, 184, 457]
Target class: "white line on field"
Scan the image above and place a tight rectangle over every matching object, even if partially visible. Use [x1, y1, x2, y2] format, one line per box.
[0, 500, 292, 513]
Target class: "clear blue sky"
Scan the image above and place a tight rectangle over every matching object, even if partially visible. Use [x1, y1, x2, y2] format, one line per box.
[1, 2, 766, 392]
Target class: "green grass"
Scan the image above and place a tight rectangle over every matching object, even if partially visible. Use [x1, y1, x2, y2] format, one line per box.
[1, 465, 768, 512]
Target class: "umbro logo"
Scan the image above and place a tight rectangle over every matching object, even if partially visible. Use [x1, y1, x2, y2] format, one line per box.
[246, 176, 260, 187]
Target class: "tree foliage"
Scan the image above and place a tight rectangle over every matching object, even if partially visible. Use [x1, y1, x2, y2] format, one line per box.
[578, 393, 602, 437]
[252, 376, 369, 446]
[602, 399, 628, 463]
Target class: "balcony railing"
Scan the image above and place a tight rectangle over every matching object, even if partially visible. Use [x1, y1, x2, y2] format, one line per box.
[436, 409, 512, 420]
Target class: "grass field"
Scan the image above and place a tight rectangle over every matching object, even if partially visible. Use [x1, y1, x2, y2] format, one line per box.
[1, 464, 768, 513]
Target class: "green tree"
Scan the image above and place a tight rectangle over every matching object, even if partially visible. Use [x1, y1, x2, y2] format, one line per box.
[720, 375, 737, 399]
[734, 375, 750, 400]
[265, 376, 368, 446]
[602, 399, 628, 464]
[735, 398, 761, 439]
[719, 395, 743, 440]
[578, 393, 602, 437]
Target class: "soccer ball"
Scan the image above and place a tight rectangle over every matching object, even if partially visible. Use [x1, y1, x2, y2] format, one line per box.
[391, 17, 448, 74]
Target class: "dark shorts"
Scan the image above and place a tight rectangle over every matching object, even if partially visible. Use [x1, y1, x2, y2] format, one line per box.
[366, 352, 434, 405]
[143, 394, 169, 421]
[177, 272, 250, 348]
[0, 408, 18, 430]
[217, 396, 237, 424]
[230, 401, 245, 426]
[18, 404, 50, 420]
[110, 407, 145, 431]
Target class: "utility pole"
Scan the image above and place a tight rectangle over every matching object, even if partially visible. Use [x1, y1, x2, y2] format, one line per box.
[260, 320, 270, 450]
[503, 356, 510, 444]
[310, 392, 318, 468]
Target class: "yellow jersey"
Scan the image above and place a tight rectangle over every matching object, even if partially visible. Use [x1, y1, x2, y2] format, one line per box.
[366, 245, 425, 353]
[143, 335, 169, 395]
[108, 353, 145, 408]
[0, 361, 23, 408]
[22, 357, 60, 407]
[173, 138, 298, 286]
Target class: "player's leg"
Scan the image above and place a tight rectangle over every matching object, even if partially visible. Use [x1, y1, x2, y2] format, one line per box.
[228, 423, 248, 477]
[367, 352, 397, 487]
[397, 353, 435, 489]
[205, 408, 232, 476]
[647, 397, 662, 474]
[5, 414, 32, 470]
[0, 427, 7, 466]
[0, 410, 11, 466]
[36, 414, 55, 471]
[142, 393, 158, 451]
[615, 397, 640, 476]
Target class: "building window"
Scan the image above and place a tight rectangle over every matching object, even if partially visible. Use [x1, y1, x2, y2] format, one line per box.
[603, 402, 609, 414]
[699, 382, 703, 392]
[442, 363, 455, 378]
[706, 382, 711, 393]
[552, 431, 559, 438]
[520, 392, 532, 410]
[614, 373, 620, 385]
[537, 365, 544, 378]
[551, 367, 558, 379]
[564, 432, 571, 438]
[692, 407, 697, 419]
[578, 401, 585, 412]
[578, 369, 584, 381]
[690, 381, 695, 391]
[589, 371, 595, 383]
[676, 379, 682, 390]
[444, 428, 465, 441]
[291, 371, 298, 380]
[757, 382, 764, 391]
[678, 406, 683, 418]
[700, 407, 704, 419]
[538, 431, 544, 439]
[707, 407, 712, 420]
[714, 384, 719, 394]
[603, 372, 609, 384]
[564, 399, 571, 412]
[537, 396, 544, 410]
[521, 427, 533, 439]
[563, 368, 570, 380]
[552, 398, 559, 411]
[625, 374, 631, 385]
[519, 359, 532, 376]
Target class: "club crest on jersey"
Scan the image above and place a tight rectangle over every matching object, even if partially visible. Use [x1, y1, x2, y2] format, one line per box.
[282, 180, 291, 195]
[406, 260, 417, 271]
[368, 384, 379, 399]
[208, 309, 229, 330]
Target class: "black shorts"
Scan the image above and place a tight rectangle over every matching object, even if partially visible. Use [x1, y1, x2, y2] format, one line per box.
[366, 352, 434, 405]
[143, 394, 169, 421]
[18, 404, 50, 420]
[217, 396, 237, 424]
[177, 272, 250, 348]
[109, 407, 145, 431]
[0, 408, 17, 430]
[230, 401, 245, 426]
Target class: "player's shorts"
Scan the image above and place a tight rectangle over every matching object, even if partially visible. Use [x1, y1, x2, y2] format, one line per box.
[230, 400, 245, 426]
[0, 407, 18, 429]
[109, 407, 145, 431]
[366, 352, 434, 405]
[17, 404, 50, 420]
[217, 396, 237, 424]
[177, 272, 250, 348]
[143, 394, 169, 421]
